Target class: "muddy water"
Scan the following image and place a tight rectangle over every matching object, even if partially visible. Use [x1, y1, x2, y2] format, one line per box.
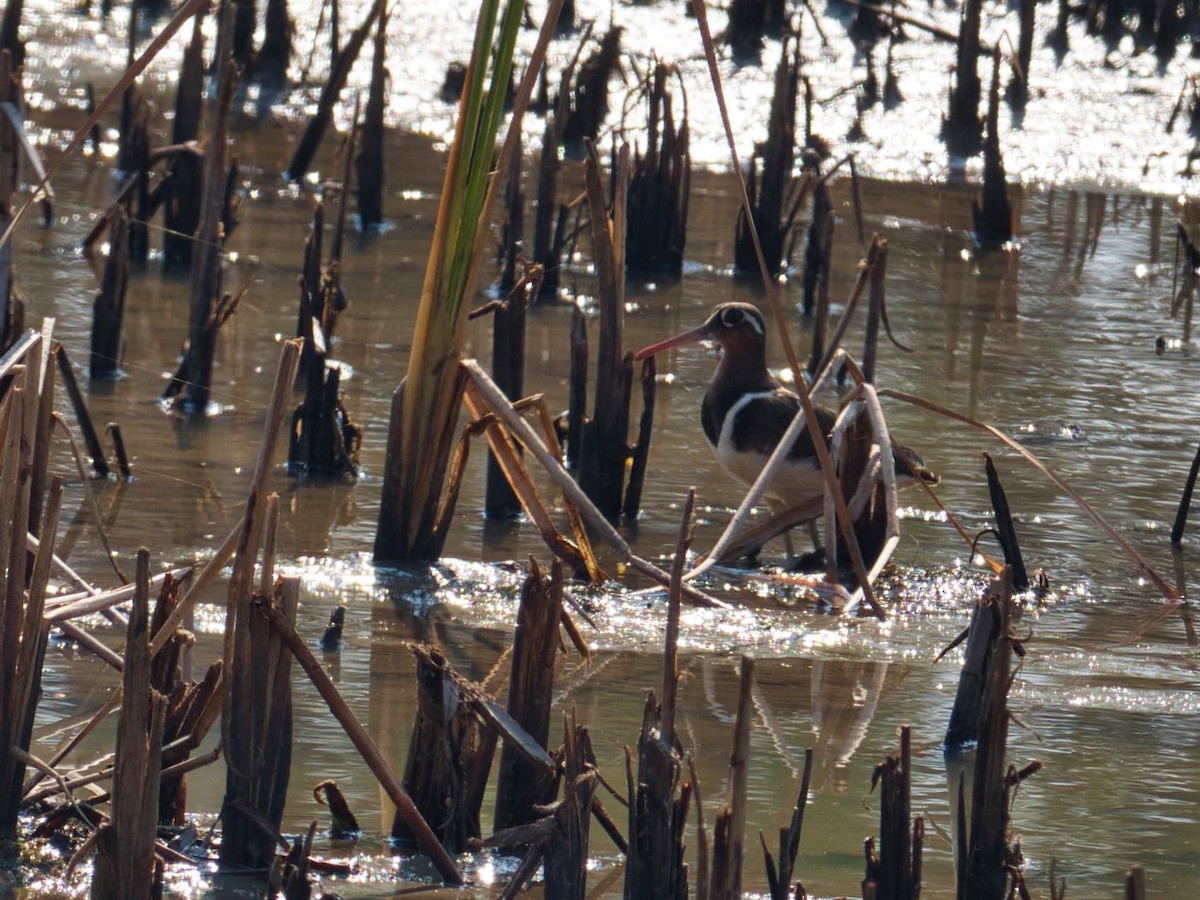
[9, 1, 1200, 898]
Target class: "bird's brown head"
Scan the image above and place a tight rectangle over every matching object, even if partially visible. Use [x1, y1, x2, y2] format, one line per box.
[633, 302, 768, 361]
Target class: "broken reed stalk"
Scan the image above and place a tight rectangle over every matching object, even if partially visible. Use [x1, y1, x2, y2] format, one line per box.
[541, 714, 599, 899]
[625, 61, 690, 274]
[762, 748, 813, 900]
[375, 0, 562, 563]
[708, 655, 754, 899]
[284, 0, 382, 182]
[861, 238, 887, 384]
[801, 172, 831, 317]
[91, 550, 167, 900]
[734, 33, 800, 275]
[219, 575, 298, 870]
[493, 558, 563, 833]
[177, 5, 237, 413]
[0, 464, 61, 841]
[944, 573, 1004, 748]
[404, 654, 560, 851]
[485, 134, 526, 518]
[461, 358, 725, 608]
[257, 600, 462, 883]
[946, 0, 984, 156]
[356, 4, 388, 230]
[50, 348, 106, 479]
[0, 60, 22, 349]
[534, 71, 569, 299]
[396, 647, 516, 852]
[562, 26, 622, 146]
[622, 355, 656, 519]
[0, 339, 39, 839]
[1170, 438, 1200, 543]
[983, 453, 1029, 591]
[27, 333, 56, 540]
[623, 489, 694, 899]
[288, 202, 362, 478]
[864, 726, 921, 900]
[219, 335, 301, 818]
[691, 0, 880, 611]
[959, 567, 1040, 899]
[163, 13, 205, 272]
[90, 206, 130, 379]
[972, 47, 1014, 248]
[462, 386, 602, 578]
[578, 140, 634, 519]
[808, 209, 835, 373]
[258, 0, 294, 87]
[880, 387, 1182, 602]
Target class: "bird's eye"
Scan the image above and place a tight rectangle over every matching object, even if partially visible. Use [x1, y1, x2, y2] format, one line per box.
[721, 308, 743, 326]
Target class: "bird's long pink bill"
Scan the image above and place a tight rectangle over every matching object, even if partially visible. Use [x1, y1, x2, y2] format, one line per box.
[632, 324, 711, 361]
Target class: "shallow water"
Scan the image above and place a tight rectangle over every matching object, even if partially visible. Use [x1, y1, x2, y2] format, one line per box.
[7, 1, 1200, 898]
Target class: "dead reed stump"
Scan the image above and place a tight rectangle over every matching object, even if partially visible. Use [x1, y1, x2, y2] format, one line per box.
[0, 50, 24, 352]
[947, 567, 1041, 899]
[0, 0, 23, 62]
[541, 716, 599, 900]
[220, 576, 299, 870]
[258, 0, 294, 86]
[92, 551, 168, 899]
[162, 14, 205, 273]
[972, 49, 1014, 248]
[0, 338, 44, 840]
[493, 559, 563, 833]
[0, 430, 61, 844]
[709, 655, 755, 899]
[625, 62, 690, 275]
[945, 0, 984, 157]
[534, 75, 569, 300]
[983, 454, 1028, 591]
[288, 200, 360, 477]
[485, 711, 599, 898]
[625, 494, 693, 897]
[284, 0, 382, 182]
[485, 135, 526, 518]
[578, 141, 635, 519]
[173, 14, 238, 413]
[394, 646, 498, 853]
[356, 6, 387, 230]
[562, 27, 622, 148]
[90, 207, 130, 379]
[734, 35, 801, 275]
[725, 0, 784, 61]
[864, 726, 923, 900]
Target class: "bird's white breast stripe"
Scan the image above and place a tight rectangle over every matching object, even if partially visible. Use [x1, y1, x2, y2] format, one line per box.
[714, 391, 826, 507]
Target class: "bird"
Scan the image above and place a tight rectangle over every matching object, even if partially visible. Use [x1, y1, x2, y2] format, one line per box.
[633, 301, 935, 554]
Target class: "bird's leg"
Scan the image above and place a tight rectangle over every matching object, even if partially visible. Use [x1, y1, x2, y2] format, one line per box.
[807, 520, 822, 551]
[782, 528, 797, 561]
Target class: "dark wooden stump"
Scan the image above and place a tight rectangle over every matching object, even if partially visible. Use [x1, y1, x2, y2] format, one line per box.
[219, 577, 299, 870]
[90, 207, 130, 379]
[394, 645, 498, 853]
[493, 560, 562, 833]
[91, 551, 167, 899]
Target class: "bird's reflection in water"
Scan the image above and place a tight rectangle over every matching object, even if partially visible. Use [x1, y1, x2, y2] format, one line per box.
[810, 659, 892, 794]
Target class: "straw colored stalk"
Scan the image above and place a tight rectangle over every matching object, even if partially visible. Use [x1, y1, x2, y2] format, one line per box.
[376, 0, 564, 563]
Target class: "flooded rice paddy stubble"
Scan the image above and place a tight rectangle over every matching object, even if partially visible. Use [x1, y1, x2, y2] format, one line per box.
[8, 0, 1200, 896]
